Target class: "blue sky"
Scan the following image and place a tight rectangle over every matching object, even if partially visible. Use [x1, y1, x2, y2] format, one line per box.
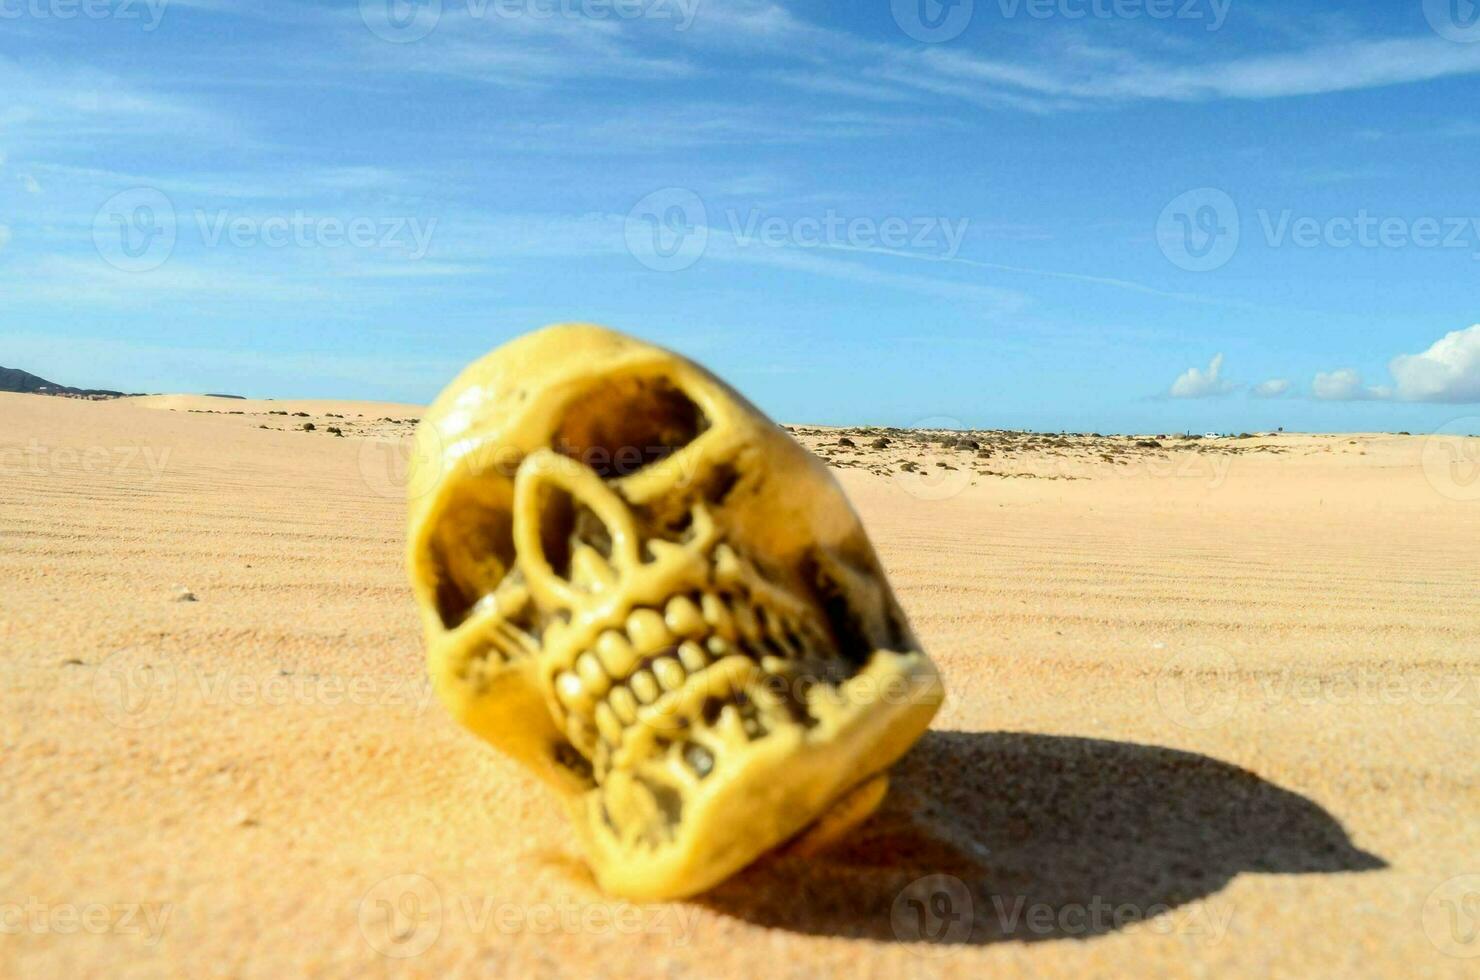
[2, 0, 1478, 433]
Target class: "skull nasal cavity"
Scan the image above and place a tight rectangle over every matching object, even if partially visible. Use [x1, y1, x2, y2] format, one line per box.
[552, 375, 708, 479]
[535, 484, 615, 582]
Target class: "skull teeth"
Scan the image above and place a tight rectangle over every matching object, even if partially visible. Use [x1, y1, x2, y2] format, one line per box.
[663, 596, 705, 637]
[575, 652, 609, 695]
[677, 641, 707, 673]
[554, 587, 837, 774]
[625, 608, 670, 651]
[652, 656, 686, 691]
[630, 669, 661, 705]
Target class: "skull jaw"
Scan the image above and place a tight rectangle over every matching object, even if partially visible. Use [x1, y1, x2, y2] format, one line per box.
[428, 629, 597, 797]
[571, 649, 944, 901]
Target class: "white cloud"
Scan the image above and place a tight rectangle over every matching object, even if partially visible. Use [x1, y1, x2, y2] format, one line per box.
[1312, 369, 1389, 401]
[1252, 378, 1291, 398]
[1170, 353, 1235, 398]
[1389, 324, 1480, 403]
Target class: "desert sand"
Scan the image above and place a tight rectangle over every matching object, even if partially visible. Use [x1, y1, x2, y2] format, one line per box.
[2, 390, 1476, 977]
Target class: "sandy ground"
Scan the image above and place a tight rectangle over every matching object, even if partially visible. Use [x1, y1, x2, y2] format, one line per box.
[1, 391, 1477, 978]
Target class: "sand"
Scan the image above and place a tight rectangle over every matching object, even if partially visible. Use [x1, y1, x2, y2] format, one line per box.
[2, 390, 1476, 977]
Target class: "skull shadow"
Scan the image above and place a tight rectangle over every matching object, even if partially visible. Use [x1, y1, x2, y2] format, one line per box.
[701, 730, 1386, 945]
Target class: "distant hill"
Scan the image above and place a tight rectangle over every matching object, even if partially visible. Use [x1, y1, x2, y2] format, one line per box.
[0, 365, 135, 398]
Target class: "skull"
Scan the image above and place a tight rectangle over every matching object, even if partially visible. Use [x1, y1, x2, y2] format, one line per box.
[407, 324, 943, 899]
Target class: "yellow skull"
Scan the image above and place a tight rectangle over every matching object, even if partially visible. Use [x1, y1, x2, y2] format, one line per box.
[407, 324, 943, 899]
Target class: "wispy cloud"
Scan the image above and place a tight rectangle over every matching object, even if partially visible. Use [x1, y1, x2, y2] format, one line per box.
[719, 11, 1480, 113]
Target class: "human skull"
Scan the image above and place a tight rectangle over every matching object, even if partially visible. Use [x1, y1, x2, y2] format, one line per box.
[407, 324, 943, 899]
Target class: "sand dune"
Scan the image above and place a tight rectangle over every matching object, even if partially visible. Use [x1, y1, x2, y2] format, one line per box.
[2, 391, 1476, 976]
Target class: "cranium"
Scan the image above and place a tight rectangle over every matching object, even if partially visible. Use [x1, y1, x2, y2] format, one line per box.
[407, 324, 943, 899]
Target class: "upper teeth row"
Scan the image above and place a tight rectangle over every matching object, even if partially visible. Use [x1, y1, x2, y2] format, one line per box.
[551, 589, 812, 746]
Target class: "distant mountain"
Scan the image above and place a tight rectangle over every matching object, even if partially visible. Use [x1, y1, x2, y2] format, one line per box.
[0, 365, 134, 398]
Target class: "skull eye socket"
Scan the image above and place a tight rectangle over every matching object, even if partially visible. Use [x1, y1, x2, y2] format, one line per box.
[426, 485, 516, 629]
[552, 374, 708, 479]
